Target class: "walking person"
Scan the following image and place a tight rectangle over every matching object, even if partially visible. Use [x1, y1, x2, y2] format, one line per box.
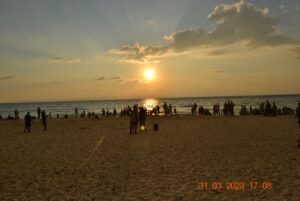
[24, 112, 32, 133]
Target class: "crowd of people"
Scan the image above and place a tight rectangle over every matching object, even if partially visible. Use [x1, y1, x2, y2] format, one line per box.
[239, 100, 295, 116]
[1, 101, 300, 134]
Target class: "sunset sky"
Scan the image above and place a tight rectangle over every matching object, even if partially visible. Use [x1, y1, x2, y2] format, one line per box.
[0, 0, 300, 103]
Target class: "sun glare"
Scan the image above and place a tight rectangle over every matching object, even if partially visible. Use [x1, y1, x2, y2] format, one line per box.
[144, 69, 155, 80]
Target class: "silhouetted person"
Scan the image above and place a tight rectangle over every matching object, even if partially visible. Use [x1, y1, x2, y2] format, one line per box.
[156, 105, 160, 115]
[264, 100, 271, 116]
[37, 107, 41, 119]
[113, 108, 117, 117]
[14, 109, 19, 119]
[272, 102, 277, 116]
[130, 105, 138, 134]
[168, 104, 173, 115]
[163, 102, 168, 116]
[24, 112, 32, 133]
[191, 103, 197, 115]
[260, 102, 265, 115]
[75, 108, 78, 117]
[41, 111, 47, 130]
[139, 107, 146, 130]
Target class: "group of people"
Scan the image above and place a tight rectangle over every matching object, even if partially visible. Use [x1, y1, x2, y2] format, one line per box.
[239, 100, 296, 116]
[129, 105, 147, 134]
[223, 101, 235, 116]
[162, 102, 176, 116]
[23, 107, 47, 133]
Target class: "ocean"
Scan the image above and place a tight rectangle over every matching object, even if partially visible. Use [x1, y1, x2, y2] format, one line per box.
[0, 94, 299, 118]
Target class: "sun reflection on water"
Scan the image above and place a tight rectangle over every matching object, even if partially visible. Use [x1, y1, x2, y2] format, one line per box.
[141, 99, 159, 111]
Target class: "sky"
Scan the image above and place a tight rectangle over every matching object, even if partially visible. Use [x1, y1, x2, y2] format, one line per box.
[0, 0, 299, 103]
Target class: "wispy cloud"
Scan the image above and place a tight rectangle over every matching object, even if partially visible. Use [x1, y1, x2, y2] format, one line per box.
[111, 0, 298, 63]
[96, 76, 105, 81]
[0, 75, 16, 81]
[95, 76, 122, 81]
[48, 57, 81, 64]
[108, 76, 121, 80]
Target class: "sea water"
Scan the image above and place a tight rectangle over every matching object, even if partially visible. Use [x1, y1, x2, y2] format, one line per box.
[0, 94, 299, 118]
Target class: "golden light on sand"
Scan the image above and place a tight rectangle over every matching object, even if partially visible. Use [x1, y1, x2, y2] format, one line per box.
[144, 68, 155, 80]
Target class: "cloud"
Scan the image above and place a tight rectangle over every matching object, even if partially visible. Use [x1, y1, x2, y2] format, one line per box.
[48, 57, 81, 64]
[111, 0, 297, 63]
[95, 76, 122, 81]
[208, 49, 229, 56]
[108, 76, 121, 80]
[0, 75, 16, 80]
[291, 47, 300, 59]
[110, 44, 170, 63]
[96, 77, 105, 81]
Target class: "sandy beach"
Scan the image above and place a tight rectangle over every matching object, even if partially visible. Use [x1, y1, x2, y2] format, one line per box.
[0, 116, 299, 201]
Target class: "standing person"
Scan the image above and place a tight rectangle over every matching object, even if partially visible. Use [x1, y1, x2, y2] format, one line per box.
[168, 104, 173, 115]
[264, 100, 271, 116]
[14, 109, 19, 119]
[130, 105, 139, 134]
[75, 108, 78, 117]
[41, 111, 47, 130]
[113, 108, 117, 117]
[24, 112, 32, 133]
[139, 107, 146, 131]
[272, 102, 277, 116]
[37, 107, 41, 119]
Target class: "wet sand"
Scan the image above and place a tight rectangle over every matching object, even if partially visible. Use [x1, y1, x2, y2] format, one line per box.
[0, 116, 299, 201]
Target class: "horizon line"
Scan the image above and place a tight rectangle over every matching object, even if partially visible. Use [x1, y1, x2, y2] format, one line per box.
[0, 93, 300, 105]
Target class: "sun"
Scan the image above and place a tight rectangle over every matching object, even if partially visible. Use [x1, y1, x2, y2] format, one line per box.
[144, 68, 155, 80]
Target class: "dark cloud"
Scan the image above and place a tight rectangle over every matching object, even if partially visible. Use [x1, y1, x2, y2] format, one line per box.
[0, 75, 16, 81]
[112, 0, 298, 62]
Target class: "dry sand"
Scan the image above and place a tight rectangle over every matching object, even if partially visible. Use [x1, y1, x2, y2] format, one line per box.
[0, 116, 299, 201]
